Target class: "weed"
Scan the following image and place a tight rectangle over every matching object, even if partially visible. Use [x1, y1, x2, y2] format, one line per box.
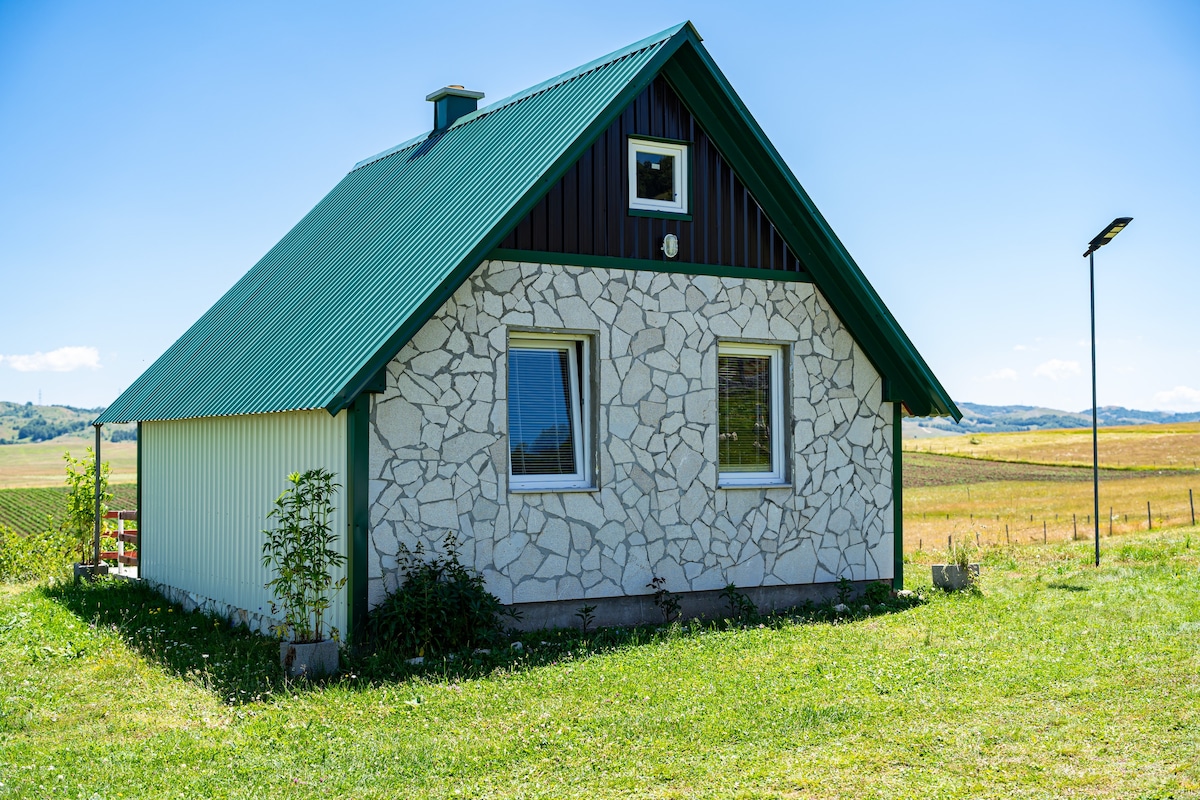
[575, 603, 597, 634]
[835, 576, 854, 606]
[647, 576, 681, 623]
[718, 583, 758, 621]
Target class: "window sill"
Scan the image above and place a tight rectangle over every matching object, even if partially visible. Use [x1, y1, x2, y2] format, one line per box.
[509, 485, 599, 495]
[718, 482, 792, 490]
[628, 208, 692, 222]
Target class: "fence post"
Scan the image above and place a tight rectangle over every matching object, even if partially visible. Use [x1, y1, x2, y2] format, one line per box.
[1147, 501, 1152, 530]
[1109, 507, 1112, 537]
[1006, 524, 1010, 544]
[1073, 513, 1077, 540]
[1043, 521, 1047, 544]
[1191, 489, 1195, 526]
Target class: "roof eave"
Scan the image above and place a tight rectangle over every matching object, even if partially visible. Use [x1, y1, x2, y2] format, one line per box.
[325, 25, 703, 415]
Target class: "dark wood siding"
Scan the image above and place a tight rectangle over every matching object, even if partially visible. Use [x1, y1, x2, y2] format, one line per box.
[499, 76, 805, 274]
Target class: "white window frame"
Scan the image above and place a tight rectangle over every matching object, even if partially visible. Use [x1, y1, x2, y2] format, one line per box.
[507, 333, 593, 492]
[628, 138, 688, 214]
[717, 341, 786, 487]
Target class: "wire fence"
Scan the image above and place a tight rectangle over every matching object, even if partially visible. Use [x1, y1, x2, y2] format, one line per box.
[907, 488, 1197, 552]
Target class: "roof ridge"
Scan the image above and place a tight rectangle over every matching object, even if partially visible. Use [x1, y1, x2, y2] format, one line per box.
[351, 22, 691, 172]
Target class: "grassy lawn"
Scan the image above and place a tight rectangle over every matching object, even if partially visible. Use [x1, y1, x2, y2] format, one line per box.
[2, 529, 1198, 798]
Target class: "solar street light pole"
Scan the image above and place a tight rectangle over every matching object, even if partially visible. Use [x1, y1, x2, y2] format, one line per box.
[1083, 217, 1132, 568]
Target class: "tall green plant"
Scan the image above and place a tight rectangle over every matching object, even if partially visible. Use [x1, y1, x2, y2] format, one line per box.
[62, 448, 110, 564]
[261, 469, 345, 642]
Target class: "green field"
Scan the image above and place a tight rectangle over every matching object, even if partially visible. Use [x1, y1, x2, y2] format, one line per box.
[1, 529, 1197, 798]
[0, 439, 137, 489]
[0, 484, 138, 535]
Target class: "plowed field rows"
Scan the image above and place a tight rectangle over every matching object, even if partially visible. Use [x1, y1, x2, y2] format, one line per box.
[0, 484, 137, 535]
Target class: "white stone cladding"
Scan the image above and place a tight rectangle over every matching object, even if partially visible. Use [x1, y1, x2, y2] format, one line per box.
[367, 259, 894, 608]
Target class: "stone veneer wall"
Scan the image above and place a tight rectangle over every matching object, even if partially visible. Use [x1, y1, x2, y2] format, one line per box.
[367, 260, 894, 609]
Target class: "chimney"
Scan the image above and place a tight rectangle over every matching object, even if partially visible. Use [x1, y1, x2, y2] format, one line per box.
[425, 85, 485, 131]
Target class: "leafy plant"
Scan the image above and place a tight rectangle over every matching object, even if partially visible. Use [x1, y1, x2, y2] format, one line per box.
[62, 448, 110, 564]
[835, 576, 854, 606]
[575, 603, 597, 634]
[719, 583, 758, 621]
[369, 532, 517, 658]
[862, 580, 892, 606]
[0, 524, 73, 583]
[261, 469, 345, 642]
[647, 576, 681, 624]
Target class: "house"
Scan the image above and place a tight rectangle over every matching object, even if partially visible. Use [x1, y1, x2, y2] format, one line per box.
[96, 22, 960, 638]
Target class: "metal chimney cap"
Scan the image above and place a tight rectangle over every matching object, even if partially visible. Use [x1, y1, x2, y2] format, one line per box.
[426, 86, 485, 102]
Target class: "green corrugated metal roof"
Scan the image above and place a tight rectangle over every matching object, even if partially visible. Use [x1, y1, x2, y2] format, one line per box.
[97, 21, 958, 425]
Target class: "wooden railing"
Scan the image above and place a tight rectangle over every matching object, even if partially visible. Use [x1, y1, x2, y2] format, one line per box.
[100, 510, 138, 566]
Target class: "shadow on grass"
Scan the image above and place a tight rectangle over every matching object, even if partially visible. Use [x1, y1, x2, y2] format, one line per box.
[44, 577, 928, 705]
[43, 578, 287, 704]
[1046, 582, 1090, 592]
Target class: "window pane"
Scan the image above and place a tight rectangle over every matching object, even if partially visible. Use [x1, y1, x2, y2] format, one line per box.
[636, 150, 675, 201]
[509, 347, 577, 476]
[718, 354, 773, 473]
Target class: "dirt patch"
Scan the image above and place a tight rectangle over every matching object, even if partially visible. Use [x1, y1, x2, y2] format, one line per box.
[902, 452, 1194, 489]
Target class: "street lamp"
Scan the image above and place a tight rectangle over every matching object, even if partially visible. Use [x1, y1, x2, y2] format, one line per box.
[1083, 216, 1132, 567]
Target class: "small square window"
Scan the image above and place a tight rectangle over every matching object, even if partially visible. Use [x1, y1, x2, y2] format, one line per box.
[629, 138, 687, 214]
[717, 342, 786, 486]
[508, 334, 593, 491]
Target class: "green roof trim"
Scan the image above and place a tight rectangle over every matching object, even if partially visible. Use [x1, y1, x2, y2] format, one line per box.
[96, 21, 958, 426]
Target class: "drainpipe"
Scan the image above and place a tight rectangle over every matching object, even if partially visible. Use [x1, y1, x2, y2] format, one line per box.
[93, 423, 102, 567]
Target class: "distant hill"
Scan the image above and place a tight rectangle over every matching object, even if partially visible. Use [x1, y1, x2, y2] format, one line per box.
[904, 402, 1200, 438]
[0, 402, 136, 445]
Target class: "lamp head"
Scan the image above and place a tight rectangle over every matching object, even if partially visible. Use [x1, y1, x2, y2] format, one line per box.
[1083, 217, 1133, 257]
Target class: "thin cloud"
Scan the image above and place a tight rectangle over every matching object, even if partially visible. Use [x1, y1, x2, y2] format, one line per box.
[1153, 386, 1200, 408]
[0, 346, 101, 372]
[1013, 344, 1034, 352]
[1032, 359, 1081, 381]
[982, 368, 1018, 381]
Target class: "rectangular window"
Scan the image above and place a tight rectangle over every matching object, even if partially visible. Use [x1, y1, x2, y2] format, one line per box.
[508, 334, 592, 491]
[629, 138, 688, 214]
[718, 342, 786, 486]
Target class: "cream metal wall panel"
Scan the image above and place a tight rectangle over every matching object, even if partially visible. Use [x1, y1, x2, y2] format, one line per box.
[142, 410, 349, 637]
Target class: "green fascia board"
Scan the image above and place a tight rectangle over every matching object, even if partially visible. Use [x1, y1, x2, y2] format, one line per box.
[660, 44, 960, 420]
[96, 25, 689, 426]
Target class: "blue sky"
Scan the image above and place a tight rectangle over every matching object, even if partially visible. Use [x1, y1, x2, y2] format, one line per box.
[1, 0, 1197, 415]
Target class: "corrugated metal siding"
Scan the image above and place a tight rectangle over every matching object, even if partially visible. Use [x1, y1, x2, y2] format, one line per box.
[502, 75, 805, 273]
[95, 25, 687, 426]
[142, 410, 349, 637]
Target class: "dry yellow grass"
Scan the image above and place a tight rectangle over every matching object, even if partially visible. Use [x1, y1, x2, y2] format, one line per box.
[0, 440, 137, 488]
[904, 421, 1200, 470]
[905, 472, 1198, 552]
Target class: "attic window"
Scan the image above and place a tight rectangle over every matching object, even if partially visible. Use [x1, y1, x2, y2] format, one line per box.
[628, 138, 688, 214]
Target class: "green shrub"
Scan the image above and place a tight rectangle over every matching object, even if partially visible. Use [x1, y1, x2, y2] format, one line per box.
[863, 580, 893, 606]
[369, 533, 515, 658]
[0, 524, 73, 583]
